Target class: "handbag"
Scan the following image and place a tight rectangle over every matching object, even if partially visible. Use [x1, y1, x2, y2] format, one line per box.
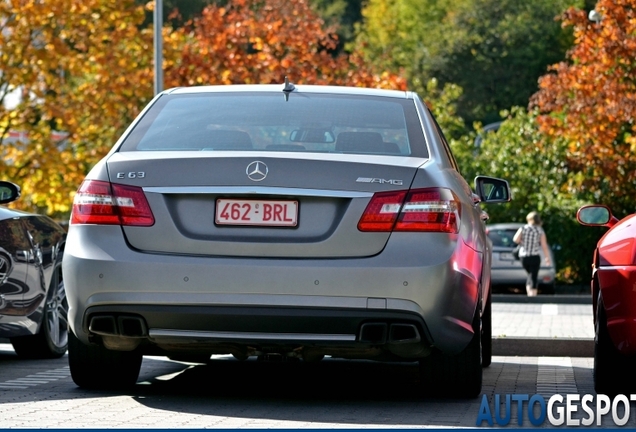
[512, 244, 521, 260]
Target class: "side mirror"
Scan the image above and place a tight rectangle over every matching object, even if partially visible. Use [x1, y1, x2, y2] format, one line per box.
[577, 204, 618, 227]
[474, 176, 511, 203]
[0, 181, 20, 204]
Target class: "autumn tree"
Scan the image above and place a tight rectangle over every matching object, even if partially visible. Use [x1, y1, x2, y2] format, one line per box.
[531, 0, 636, 217]
[1, 0, 402, 216]
[165, 0, 405, 89]
[0, 0, 157, 214]
[310, 0, 363, 49]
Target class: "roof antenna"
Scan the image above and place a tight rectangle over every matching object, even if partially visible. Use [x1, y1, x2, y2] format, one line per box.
[282, 76, 295, 101]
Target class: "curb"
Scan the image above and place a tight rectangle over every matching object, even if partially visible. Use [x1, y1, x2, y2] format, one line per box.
[493, 294, 591, 304]
[492, 337, 593, 357]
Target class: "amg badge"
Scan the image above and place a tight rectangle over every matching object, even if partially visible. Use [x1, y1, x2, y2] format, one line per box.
[356, 177, 403, 186]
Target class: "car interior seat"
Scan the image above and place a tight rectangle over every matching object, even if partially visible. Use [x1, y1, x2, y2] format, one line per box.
[335, 132, 386, 153]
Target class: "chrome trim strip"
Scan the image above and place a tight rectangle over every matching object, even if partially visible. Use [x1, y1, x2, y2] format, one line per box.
[107, 150, 427, 168]
[85, 293, 425, 316]
[149, 329, 356, 342]
[143, 186, 373, 198]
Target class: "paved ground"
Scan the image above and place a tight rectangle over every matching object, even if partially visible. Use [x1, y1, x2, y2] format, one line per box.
[493, 302, 593, 339]
[0, 297, 626, 429]
[0, 350, 603, 428]
[491, 296, 594, 358]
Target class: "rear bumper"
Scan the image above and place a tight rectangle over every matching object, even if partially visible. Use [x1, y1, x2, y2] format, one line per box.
[82, 303, 433, 360]
[63, 225, 483, 357]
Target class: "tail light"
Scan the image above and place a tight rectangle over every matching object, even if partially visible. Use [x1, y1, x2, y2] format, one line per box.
[71, 180, 155, 226]
[358, 188, 460, 233]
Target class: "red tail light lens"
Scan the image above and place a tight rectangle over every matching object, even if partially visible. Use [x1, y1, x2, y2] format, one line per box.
[358, 188, 460, 233]
[71, 180, 155, 226]
[357, 190, 407, 232]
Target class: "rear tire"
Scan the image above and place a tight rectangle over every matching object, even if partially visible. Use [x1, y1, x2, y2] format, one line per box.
[419, 307, 482, 398]
[68, 331, 142, 389]
[594, 296, 631, 395]
[11, 275, 68, 359]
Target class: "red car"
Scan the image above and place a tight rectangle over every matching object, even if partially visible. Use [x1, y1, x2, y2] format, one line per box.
[577, 204, 636, 394]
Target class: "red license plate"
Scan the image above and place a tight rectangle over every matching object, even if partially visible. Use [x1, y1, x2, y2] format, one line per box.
[215, 199, 298, 227]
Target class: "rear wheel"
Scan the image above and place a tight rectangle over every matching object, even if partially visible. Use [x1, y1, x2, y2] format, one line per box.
[68, 331, 142, 389]
[419, 307, 482, 398]
[11, 274, 68, 359]
[594, 296, 631, 395]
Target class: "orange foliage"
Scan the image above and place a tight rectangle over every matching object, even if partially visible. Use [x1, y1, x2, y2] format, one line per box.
[531, 0, 636, 202]
[0, 0, 153, 213]
[1, 0, 404, 215]
[165, 0, 406, 90]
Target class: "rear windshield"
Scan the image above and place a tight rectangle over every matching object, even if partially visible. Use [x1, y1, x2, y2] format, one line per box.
[119, 92, 427, 157]
[487, 228, 518, 248]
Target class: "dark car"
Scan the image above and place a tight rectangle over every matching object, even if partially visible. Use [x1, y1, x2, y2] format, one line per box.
[0, 181, 68, 358]
[577, 204, 636, 394]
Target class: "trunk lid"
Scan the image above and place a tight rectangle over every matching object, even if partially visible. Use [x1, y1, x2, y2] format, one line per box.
[106, 152, 425, 258]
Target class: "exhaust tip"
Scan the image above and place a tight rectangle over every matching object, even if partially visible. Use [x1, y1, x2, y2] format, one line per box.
[89, 315, 117, 336]
[89, 314, 148, 337]
[359, 323, 387, 344]
[118, 316, 147, 337]
[389, 323, 421, 344]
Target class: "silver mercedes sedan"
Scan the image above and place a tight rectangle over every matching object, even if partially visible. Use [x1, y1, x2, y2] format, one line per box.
[62, 83, 510, 397]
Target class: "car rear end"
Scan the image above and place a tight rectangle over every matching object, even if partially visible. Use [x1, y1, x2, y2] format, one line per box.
[63, 84, 505, 394]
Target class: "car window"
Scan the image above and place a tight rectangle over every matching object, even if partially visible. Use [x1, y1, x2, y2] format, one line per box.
[429, 113, 459, 172]
[120, 93, 428, 158]
[487, 228, 517, 247]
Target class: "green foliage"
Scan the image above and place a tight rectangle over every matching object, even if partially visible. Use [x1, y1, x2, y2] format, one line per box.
[451, 107, 604, 284]
[420, 79, 468, 141]
[356, 0, 582, 125]
[310, 0, 363, 48]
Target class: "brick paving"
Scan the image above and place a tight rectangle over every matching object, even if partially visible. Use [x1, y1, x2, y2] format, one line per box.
[493, 303, 593, 339]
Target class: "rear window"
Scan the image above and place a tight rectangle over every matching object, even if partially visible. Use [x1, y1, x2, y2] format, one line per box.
[119, 92, 427, 157]
[487, 228, 517, 248]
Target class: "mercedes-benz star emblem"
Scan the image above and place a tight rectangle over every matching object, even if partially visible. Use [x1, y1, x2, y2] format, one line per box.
[246, 161, 268, 182]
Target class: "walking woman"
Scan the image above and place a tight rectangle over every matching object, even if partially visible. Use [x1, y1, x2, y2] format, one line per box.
[513, 211, 552, 296]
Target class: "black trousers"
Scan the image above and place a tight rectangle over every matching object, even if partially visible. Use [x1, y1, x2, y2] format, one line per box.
[521, 255, 541, 288]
